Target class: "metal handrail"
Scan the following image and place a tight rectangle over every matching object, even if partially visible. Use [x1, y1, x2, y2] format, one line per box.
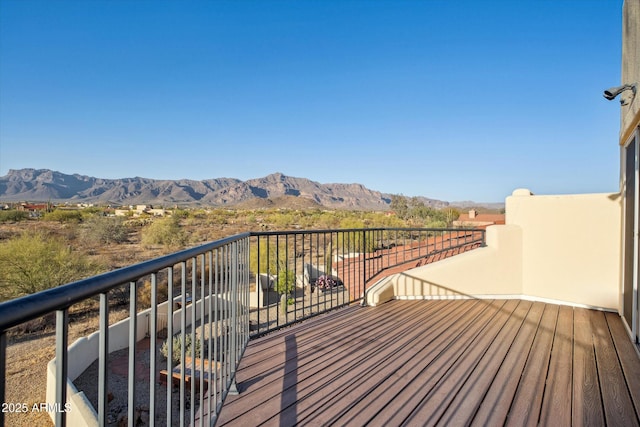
[0, 227, 484, 426]
[247, 227, 485, 336]
[0, 232, 251, 332]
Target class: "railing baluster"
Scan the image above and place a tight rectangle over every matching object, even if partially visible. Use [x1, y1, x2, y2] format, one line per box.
[228, 245, 233, 391]
[221, 247, 227, 404]
[128, 281, 136, 427]
[230, 241, 239, 394]
[180, 262, 186, 427]
[214, 247, 220, 414]
[149, 273, 157, 427]
[55, 308, 69, 427]
[98, 292, 109, 427]
[199, 254, 205, 427]
[190, 257, 197, 426]
[166, 267, 173, 426]
[207, 250, 214, 424]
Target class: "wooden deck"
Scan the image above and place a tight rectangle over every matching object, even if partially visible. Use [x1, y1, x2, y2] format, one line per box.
[216, 300, 640, 426]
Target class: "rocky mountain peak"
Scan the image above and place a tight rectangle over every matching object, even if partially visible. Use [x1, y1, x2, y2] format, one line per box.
[0, 168, 448, 210]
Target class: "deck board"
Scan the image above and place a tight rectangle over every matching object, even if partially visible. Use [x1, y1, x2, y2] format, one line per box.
[592, 309, 639, 426]
[290, 301, 461, 425]
[215, 300, 640, 427]
[438, 299, 533, 426]
[606, 311, 640, 418]
[539, 304, 574, 426]
[572, 307, 605, 426]
[298, 300, 483, 426]
[471, 300, 545, 426]
[506, 303, 558, 427]
[401, 299, 520, 426]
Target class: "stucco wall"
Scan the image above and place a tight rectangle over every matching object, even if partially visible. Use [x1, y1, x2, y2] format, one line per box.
[367, 190, 622, 311]
[365, 225, 522, 305]
[507, 191, 622, 309]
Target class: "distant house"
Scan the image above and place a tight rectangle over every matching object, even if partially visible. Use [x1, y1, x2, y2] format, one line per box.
[114, 205, 168, 217]
[453, 209, 505, 228]
[17, 202, 51, 212]
[147, 208, 167, 217]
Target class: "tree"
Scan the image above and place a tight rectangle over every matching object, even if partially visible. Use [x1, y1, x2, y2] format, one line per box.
[390, 195, 409, 219]
[0, 210, 28, 223]
[0, 231, 103, 301]
[43, 209, 83, 223]
[82, 216, 129, 244]
[141, 216, 189, 248]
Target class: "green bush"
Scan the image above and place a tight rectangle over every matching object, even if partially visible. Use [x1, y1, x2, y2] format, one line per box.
[80, 206, 106, 217]
[0, 231, 103, 301]
[336, 222, 376, 253]
[0, 210, 29, 223]
[275, 268, 296, 295]
[43, 209, 83, 223]
[141, 216, 189, 248]
[82, 216, 129, 244]
[172, 209, 190, 219]
[161, 334, 201, 365]
[425, 219, 448, 229]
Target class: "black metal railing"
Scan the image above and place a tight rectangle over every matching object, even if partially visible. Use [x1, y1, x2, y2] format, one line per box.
[248, 228, 485, 336]
[0, 227, 483, 426]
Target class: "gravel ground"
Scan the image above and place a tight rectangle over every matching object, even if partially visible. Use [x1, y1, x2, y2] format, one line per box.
[74, 339, 178, 426]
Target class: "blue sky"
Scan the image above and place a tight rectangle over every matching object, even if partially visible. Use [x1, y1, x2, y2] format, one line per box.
[0, 0, 624, 202]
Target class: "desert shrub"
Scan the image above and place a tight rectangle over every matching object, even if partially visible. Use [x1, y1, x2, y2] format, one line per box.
[377, 214, 406, 228]
[207, 212, 228, 225]
[137, 278, 169, 309]
[0, 231, 103, 301]
[249, 238, 295, 277]
[275, 268, 296, 295]
[272, 213, 297, 228]
[425, 219, 448, 229]
[0, 210, 28, 223]
[82, 215, 129, 244]
[339, 218, 366, 229]
[161, 334, 201, 365]
[124, 217, 153, 227]
[141, 216, 189, 248]
[82, 216, 129, 244]
[80, 206, 106, 216]
[336, 220, 376, 253]
[110, 283, 131, 306]
[43, 209, 83, 223]
[172, 209, 190, 219]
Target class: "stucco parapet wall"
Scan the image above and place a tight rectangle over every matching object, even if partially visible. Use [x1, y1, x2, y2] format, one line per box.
[505, 190, 621, 311]
[505, 190, 621, 223]
[365, 224, 523, 306]
[367, 190, 622, 311]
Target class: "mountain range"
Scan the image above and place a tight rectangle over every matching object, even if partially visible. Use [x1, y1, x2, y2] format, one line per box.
[0, 168, 450, 210]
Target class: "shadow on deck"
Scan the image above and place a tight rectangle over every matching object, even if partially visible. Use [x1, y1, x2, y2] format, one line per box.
[216, 299, 640, 426]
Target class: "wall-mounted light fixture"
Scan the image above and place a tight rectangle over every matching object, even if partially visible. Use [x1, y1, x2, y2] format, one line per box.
[603, 83, 637, 105]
